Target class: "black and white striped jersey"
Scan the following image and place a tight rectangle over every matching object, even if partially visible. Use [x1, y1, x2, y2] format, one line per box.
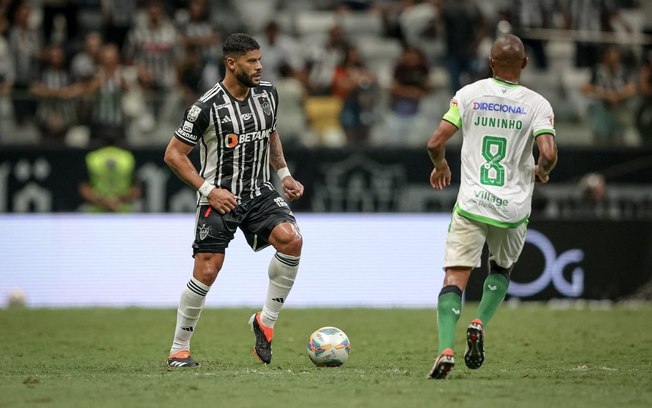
[178, 20, 220, 59]
[174, 81, 279, 202]
[123, 21, 178, 89]
[92, 68, 125, 127]
[36, 68, 77, 127]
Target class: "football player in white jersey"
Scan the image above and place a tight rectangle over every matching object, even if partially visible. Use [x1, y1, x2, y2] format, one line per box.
[426, 34, 558, 379]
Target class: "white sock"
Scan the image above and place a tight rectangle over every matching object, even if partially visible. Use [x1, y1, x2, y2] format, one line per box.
[170, 277, 210, 355]
[261, 252, 299, 328]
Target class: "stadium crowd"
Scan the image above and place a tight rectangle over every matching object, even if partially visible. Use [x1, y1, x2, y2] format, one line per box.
[0, 0, 650, 149]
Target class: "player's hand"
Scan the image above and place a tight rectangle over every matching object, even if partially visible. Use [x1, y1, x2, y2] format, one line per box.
[534, 165, 550, 184]
[207, 188, 239, 214]
[281, 176, 304, 201]
[430, 163, 452, 191]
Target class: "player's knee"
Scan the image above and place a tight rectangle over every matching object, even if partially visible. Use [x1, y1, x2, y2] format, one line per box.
[290, 229, 303, 249]
[271, 222, 303, 255]
[489, 260, 511, 281]
[194, 268, 218, 286]
[193, 253, 223, 285]
[283, 233, 303, 256]
[443, 266, 472, 291]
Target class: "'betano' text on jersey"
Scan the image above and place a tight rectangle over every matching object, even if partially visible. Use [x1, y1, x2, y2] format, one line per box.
[174, 81, 279, 203]
[442, 78, 555, 228]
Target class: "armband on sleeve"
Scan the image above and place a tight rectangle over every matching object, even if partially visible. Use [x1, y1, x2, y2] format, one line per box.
[442, 100, 462, 128]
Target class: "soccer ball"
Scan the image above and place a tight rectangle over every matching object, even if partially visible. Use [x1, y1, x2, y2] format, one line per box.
[307, 326, 351, 367]
[7, 288, 26, 308]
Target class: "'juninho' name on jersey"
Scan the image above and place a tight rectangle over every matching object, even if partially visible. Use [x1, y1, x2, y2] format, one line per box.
[473, 116, 523, 130]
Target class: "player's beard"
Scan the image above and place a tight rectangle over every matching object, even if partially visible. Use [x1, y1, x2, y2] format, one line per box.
[236, 69, 260, 88]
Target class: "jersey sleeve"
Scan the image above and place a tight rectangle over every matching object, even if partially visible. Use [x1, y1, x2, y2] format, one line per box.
[532, 98, 556, 138]
[174, 101, 211, 146]
[442, 91, 463, 128]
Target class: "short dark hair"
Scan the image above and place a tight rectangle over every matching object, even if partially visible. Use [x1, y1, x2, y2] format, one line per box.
[223, 33, 260, 58]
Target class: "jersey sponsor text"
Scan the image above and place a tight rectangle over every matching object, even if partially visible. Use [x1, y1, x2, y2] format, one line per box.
[225, 130, 271, 148]
[472, 102, 528, 115]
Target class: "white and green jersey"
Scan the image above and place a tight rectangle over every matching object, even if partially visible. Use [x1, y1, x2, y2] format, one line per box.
[443, 78, 555, 228]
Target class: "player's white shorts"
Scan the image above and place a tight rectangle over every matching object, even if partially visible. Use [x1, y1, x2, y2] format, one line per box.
[443, 212, 527, 269]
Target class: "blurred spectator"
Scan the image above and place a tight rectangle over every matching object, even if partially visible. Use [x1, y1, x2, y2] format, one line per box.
[41, 0, 79, 44]
[30, 44, 83, 146]
[122, 64, 159, 144]
[582, 45, 636, 146]
[331, 44, 377, 144]
[0, 0, 647, 151]
[275, 62, 312, 146]
[228, 0, 279, 33]
[71, 31, 102, 82]
[256, 20, 303, 83]
[441, 0, 487, 92]
[0, 1, 8, 25]
[374, 0, 407, 40]
[178, 0, 220, 69]
[7, 1, 41, 127]
[506, 0, 555, 70]
[70, 30, 102, 128]
[306, 24, 350, 95]
[643, 0, 652, 56]
[101, 0, 135, 49]
[176, 44, 213, 106]
[86, 43, 131, 147]
[123, 1, 179, 96]
[0, 16, 13, 95]
[573, 172, 618, 218]
[396, 0, 439, 54]
[386, 45, 430, 145]
[636, 51, 652, 145]
[375, 0, 441, 44]
[0, 18, 11, 143]
[79, 138, 142, 212]
[544, 172, 618, 219]
[562, 0, 621, 68]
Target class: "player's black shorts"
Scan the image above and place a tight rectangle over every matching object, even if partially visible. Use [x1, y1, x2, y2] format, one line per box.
[192, 188, 297, 255]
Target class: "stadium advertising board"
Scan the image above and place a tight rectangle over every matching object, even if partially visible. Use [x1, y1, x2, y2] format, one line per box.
[0, 214, 448, 308]
[466, 220, 652, 301]
[1, 215, 650, 307]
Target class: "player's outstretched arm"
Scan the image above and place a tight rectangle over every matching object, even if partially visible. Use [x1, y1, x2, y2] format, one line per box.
[269, 131, 304, 201]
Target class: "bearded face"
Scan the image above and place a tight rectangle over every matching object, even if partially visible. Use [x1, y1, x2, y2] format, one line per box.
[236, 67, 259, 88]
[231, 49, 262, 88]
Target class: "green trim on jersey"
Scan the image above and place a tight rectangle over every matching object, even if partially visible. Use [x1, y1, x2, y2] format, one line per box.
[534, 129, 555, 138]
[491, 77, 521, 88]
[443, 104, 462, 128]
[454, 203, 529, 229]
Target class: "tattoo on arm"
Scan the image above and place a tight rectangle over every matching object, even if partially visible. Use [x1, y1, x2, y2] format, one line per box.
[269, 132, 287, 171]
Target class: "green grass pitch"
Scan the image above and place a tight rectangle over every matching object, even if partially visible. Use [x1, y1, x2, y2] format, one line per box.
[1, 304, 651, 408]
